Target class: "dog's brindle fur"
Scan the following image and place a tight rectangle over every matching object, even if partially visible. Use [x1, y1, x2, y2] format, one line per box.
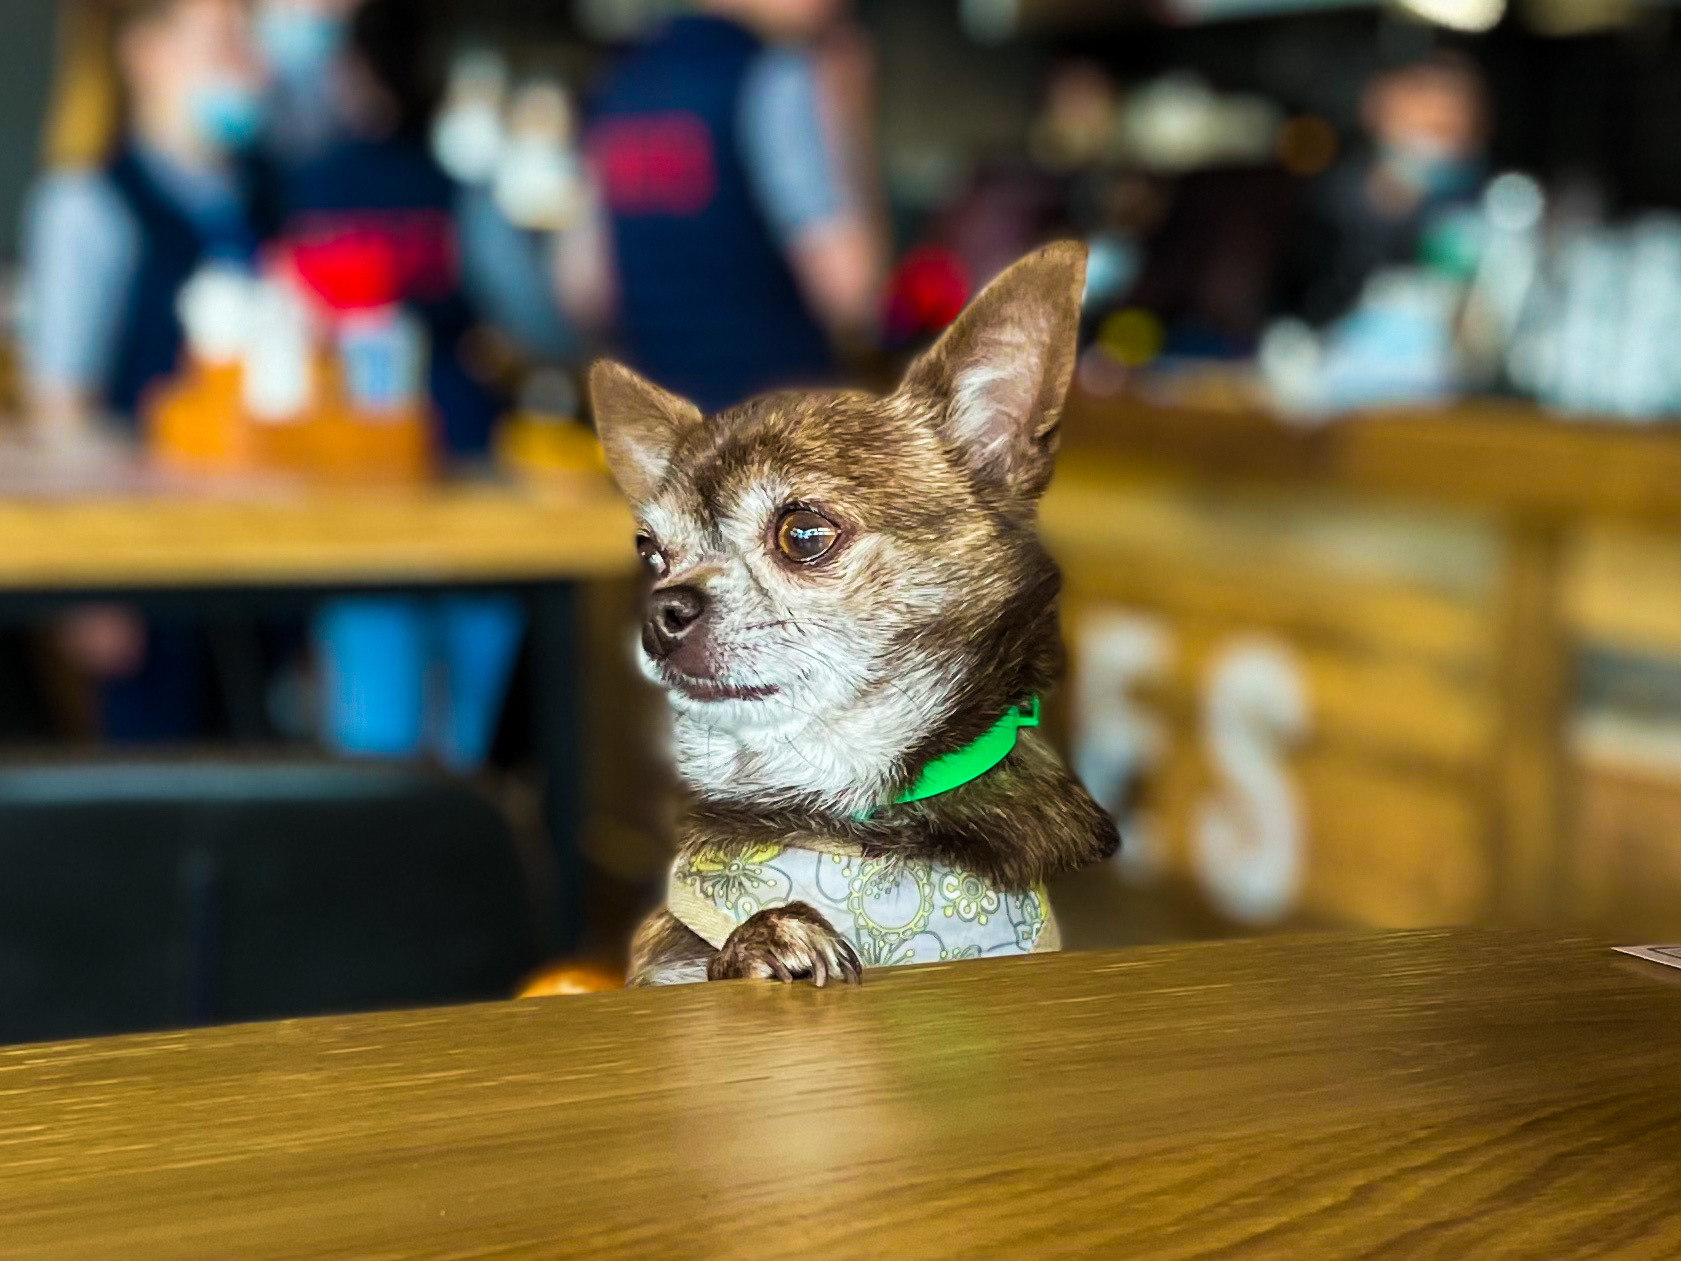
[592, 243, 1118, 987]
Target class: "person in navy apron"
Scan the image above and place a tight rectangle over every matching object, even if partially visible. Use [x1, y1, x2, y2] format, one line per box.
[24, 0, 271, 741]
[262, 0, 524, 770]
[567, 0, 883, 414]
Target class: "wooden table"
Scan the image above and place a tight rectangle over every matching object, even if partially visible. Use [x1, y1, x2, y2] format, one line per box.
[0, 474, 635, 590]
[5, 930, 1677, 1259]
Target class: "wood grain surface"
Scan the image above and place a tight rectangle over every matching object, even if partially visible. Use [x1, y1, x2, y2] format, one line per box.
[4, 930, 1678, 1260]
[0, 476, 636, 589]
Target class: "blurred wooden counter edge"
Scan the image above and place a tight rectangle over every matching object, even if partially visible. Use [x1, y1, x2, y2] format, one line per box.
[1058, 390, 1681, 526]
[1049, 391, 1681, 931]
[0, 477, 638, 590]
[2, 929, 1679, 1261]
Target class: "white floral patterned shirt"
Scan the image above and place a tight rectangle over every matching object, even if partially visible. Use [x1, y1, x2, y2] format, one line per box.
[668, 843, 1060, 969]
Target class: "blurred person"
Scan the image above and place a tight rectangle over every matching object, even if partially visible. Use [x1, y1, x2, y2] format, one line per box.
[267, 0, 499, 457]
[252, 0, 355, 163]
[563, 0, 884, 412]
[22, 0, 270, 741]
[24, 0, 269, 451]
[255, 0, 526, 770]
[259, 0, 576, 410]
[1296, 51, 1489, 325]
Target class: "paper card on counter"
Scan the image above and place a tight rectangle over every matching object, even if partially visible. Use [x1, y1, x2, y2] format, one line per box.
[1613, 945, 1681, 971]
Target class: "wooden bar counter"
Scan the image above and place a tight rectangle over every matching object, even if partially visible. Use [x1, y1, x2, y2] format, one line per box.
[0, 472, 636, 591]
[3, 931, 1678, 1259]
[1058, 392, 1681, 525]
[1043, 393, 1681, 939]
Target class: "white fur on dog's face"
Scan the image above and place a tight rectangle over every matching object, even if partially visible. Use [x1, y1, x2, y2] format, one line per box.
[636, 464, 959, 817]
[593, 243, 1088, 816]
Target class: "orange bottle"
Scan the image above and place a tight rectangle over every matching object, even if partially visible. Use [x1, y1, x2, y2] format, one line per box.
[146, 267, 256, 473]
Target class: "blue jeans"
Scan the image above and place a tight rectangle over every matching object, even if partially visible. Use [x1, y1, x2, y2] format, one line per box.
[314, 595, 525, 772]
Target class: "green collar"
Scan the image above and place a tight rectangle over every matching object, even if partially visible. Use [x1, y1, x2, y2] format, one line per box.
[893, 698, 1040, 806]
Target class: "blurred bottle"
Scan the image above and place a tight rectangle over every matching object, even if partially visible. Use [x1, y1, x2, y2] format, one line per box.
[432, 50, 509, 187]
[494, 366, 604, 477]
[492, 79, 584, 233]
[1515, 214, 1681, 421]
[1455, 172, 1545, 391]
[286, 233, 434, 483]
[147, 266, 256, 473]
[243, 273, 321, 473]
[319, 304, 432, 483]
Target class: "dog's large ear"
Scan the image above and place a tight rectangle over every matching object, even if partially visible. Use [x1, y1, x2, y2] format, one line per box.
[899, 241, 1086, 504]
[590, 360, 703, 504]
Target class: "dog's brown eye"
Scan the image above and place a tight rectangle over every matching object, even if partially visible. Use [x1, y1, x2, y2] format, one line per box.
[776, 510, 840, 565]
[636, 534, 668, 578]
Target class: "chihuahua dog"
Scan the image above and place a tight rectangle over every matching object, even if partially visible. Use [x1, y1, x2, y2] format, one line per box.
[592, 242, 1118, 987]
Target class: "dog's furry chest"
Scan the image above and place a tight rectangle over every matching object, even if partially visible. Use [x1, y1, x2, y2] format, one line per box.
[667, 842, 1061, 969]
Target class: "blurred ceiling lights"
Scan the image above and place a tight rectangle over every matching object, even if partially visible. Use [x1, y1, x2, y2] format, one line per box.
[574, 0, 677, 41]
[962, 0, 1140, 41]
[1394, 0, 1507, 30]
[1123, 75, 1282, 172]
[1484, 171, 1545, 233]
[966, 0, 1531, 31]
[961, 0, 1019, 43]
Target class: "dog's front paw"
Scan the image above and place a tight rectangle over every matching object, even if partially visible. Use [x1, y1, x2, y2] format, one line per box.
[707, 902, 863, 986]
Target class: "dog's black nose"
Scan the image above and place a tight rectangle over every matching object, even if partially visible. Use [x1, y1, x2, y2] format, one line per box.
[643, 585, 707, 660]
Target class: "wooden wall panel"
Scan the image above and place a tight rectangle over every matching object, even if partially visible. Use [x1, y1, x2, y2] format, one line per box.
[1049, 470, 1505, 935]
[1563, 524, 1681, 657]
[1295, 753, 1491, 927]
[1566, 751, 1681, 940]
[1046, 470, 1499, 667]
[1046, 402, 1681, 943]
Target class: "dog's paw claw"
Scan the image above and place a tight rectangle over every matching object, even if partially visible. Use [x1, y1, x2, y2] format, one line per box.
[708, 902, 863, 986]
